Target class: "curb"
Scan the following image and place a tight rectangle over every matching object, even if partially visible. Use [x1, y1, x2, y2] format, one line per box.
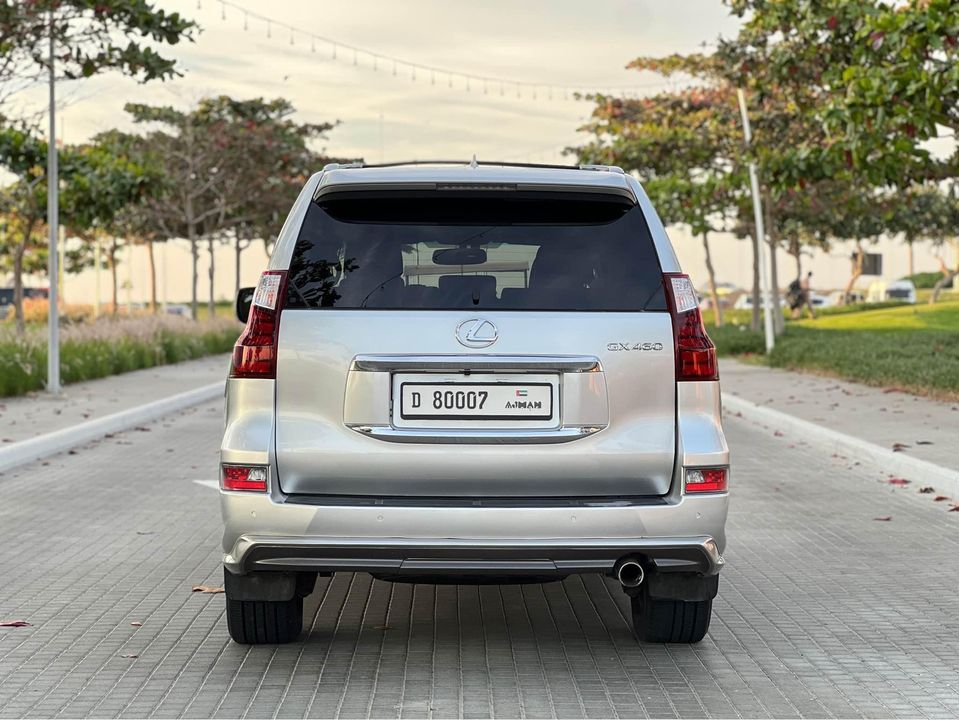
[0, 381, 224, 474]
[723, 392, 959, 500]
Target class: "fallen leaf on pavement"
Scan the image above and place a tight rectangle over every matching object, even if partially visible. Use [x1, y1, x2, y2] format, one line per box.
[0, 620, 32, 627]
[872, 516, 893, 522]
[135, 531, 155, 536]
[918, 486, 935, 494]
[134, 426, 151, 432]
[773, 430, 784, 437]
[192, 585, 224, 594]
[915, 440, 933, 445]
[883, 386, 909, 394]
[891, 443, 910, 452]
[887, 478, 910, 486]
[121, 653, 139, 659]
[934, 496, 949, 502]
[949, 505, 959, 513]
[130, 621, 143, 627]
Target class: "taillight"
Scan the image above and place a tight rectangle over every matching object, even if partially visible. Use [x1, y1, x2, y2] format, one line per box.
[684, 467, 727, 493]
[221, 464, 269, 492]
[664, 273, 718, 381]
[230, 270, 287, 379]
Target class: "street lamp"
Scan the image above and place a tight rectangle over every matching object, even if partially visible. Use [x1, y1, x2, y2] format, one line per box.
[736, 88, 775, 354]
[47, 10, 61, 394]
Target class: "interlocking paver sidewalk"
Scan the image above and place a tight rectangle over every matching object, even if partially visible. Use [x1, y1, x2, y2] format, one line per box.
[0, 353, 230, 445]
[1, 402, 957, 718]
[720, 358, 959, 473]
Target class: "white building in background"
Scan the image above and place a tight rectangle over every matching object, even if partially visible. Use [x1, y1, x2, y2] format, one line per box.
[15, 225, 957, 308]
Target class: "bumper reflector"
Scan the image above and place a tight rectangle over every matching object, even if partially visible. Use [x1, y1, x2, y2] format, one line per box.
[685, 467, 727, 493]
[221, 465, 268, 492]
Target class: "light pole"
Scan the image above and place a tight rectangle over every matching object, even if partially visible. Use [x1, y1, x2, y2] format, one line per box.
[736, 88, 775, 354]
[47, 10, 61, 393]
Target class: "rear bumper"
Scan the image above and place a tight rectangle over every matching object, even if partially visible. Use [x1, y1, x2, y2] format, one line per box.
[223, 533, 724, 577]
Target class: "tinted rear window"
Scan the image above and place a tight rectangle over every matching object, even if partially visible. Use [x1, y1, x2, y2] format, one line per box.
[285, 191, 666, 311]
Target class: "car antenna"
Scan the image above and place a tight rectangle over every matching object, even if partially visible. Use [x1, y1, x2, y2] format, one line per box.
[469, 154, 478, 169]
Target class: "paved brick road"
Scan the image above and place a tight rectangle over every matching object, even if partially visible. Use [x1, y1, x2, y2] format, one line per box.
[0, 401, 957, 719]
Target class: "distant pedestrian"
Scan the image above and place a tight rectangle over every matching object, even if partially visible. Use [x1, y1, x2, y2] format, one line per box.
[793, 271, 816, 319]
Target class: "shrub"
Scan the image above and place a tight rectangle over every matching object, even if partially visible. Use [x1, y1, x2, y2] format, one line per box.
[901, 271, 948, 289]
[0, 316, 240, 397]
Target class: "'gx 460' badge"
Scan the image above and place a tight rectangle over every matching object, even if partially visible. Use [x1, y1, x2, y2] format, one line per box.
[607, 342, 664, 352]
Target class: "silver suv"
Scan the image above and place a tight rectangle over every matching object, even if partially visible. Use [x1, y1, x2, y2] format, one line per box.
[220, 161, 728, 645]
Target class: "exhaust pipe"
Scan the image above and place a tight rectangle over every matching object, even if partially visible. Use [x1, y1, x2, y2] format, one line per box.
[615, 558, 645, 588]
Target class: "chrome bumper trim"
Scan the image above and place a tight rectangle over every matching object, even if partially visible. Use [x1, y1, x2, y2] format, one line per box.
[351, 354, 600, 373]
[347, 425, 603, 444]
[224, 534, 725, 577]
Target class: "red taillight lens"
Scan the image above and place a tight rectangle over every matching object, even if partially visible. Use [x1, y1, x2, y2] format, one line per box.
[664, 273, 718, 381]
[221, 464, 269, 492]
[230, 271, 287, 379]
[684, 467, 727, 493]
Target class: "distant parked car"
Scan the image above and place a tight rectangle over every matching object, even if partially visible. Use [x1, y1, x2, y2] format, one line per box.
[866, 280, 916, 304]
[733, 293, 786, 310]
[885, 280, 917, 303]
[826, 290, 864, 306]
[698, 282, 740, 309]
[164, 304, 191, 317]
[808, 293, 832, 308]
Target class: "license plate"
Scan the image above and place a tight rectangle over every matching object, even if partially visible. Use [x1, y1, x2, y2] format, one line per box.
[400, 382, 553, 421]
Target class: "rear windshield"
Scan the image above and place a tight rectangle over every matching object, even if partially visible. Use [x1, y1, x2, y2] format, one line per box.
[285, 191, 666, 311]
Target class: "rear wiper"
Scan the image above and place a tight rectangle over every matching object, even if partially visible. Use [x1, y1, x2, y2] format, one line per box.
[360, 272, 405, 308]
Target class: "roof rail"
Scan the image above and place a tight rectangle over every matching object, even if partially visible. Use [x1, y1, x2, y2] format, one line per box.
[322, 159, 624, 174]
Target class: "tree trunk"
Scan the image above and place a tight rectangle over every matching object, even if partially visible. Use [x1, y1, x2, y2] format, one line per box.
[147, 239, 158, 314]
[235, 235, 243, 299]
[762, 195, 784, 335]
[187, 224, 198, 321]
[907, 238, 914, 277]
[701, 231, 722, 327]
[110, 239, 119, 316]
[929, 240, 959, 303]
[12, 238, 26, 336]
[790, 236, 802, 277]
[842, 241, 865, 306]
[207, 236, 216, 319]
[750, 232, 761, 331]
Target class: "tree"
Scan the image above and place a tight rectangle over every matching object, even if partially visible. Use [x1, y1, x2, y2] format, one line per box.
[572, 73, 746, 327]
[0, 123, 50, 333]
[0, 0, 195, 110]
[718, 0, 957, 187]
[122, 97, 346, 318]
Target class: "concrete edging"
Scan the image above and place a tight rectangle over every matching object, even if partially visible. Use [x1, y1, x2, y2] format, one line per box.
[723, 391, 959, 500]
[0, 381, 224, 474]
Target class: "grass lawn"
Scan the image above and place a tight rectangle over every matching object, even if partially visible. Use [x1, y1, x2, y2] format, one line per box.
[708, 301, 959, 399]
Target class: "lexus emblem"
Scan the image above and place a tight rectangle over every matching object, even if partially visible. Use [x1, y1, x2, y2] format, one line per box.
[455, 318, 498, 349]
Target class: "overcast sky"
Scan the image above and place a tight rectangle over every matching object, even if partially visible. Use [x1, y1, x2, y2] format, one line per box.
[13, 0, 741, 164]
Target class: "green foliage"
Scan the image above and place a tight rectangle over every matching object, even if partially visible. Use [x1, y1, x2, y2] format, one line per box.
[713, 302, 959, 396]
[0, 0, 195, 92]
[0, 317, 239, 397]
[707, 323, 765, 356]
[903, 272, 947, 290]
[719, 0, 959, 186]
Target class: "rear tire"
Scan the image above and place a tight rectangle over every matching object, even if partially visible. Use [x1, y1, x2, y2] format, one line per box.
[630, 585, 712, 643]
[226, 595, 303, 644]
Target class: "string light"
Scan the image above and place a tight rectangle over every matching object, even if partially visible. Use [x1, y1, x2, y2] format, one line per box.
[211, 0, 675, 103]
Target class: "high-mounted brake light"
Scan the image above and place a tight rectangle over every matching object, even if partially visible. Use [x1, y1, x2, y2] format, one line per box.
[684, 467, 727, 493]
[664, 273, 718, 381]
[230, 270, 287, 379]
[221, 464, 269, 492]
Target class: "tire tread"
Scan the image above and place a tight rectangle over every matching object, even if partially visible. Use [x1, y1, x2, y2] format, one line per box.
[226, 596, 303, 644]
